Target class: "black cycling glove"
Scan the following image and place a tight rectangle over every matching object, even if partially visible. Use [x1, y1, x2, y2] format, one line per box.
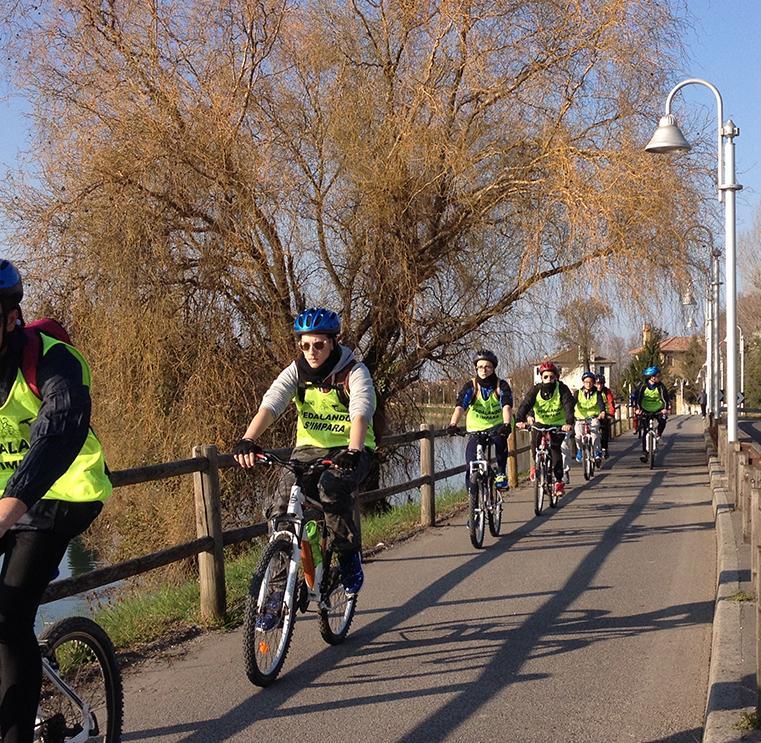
[446, 425, 460, 436]
[334, 448, 362, 470]
[497, 423, 511, 437]
[232, 439, 263, 457]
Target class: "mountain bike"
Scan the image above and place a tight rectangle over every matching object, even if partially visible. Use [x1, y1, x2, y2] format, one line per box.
[579, 418, 596, 481]
[639, 413, 662, 469]
[35, 615, 123, 742]
[452, 429, 504, 549]
[530, 425, 562, 516]
[242, 452, 358, 687]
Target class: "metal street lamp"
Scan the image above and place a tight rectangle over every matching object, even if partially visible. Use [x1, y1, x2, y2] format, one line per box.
[645, 78, 742, 442]
[680, 225, 719, 421]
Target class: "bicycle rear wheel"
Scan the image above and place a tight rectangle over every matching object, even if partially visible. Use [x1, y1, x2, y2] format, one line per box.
[37, 616, 123, 743]
[243, 536, 297, 687]
[318, 550, 357, 645]
[469, 478, 486, 548]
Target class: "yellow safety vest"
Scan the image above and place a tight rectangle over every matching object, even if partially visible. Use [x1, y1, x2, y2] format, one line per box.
[534, 383, 566, 426]
[574, 390, 601, 420]
[465, 378, 504, 432]
[295, 385, 376, 450]
[0, 334, 111, 503]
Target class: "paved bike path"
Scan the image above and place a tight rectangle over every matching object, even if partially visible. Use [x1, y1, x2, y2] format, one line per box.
[121, 416, 714, 742]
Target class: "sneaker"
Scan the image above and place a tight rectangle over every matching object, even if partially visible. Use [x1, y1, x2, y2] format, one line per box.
[640, 453, 648, 463]
[594, 449, 602, 460]
[495, 474, 509, 491]
[554, 481, 565, 497]
[255, 590, 284, 631]
[603, 449, 609, 459]
[339, 552, 364, 596]
[529, 466, 536, 482]
[575, 450, 583, 463]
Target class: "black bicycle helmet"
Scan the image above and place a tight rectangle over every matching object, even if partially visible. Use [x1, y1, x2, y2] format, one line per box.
[473, 349, 498, 369]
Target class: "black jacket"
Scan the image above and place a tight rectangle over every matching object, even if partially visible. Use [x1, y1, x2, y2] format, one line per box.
[516, 382, 575, 425]
[0, 329, 93, 525]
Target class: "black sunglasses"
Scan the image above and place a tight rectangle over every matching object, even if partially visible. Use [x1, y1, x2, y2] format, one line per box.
[299, 340, 328, 352]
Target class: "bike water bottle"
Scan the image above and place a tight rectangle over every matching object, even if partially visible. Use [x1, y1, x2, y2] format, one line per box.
[304, 520, 323, 589]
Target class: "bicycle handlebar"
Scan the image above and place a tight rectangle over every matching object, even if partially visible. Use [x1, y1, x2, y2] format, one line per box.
[254, 451, 335, 478]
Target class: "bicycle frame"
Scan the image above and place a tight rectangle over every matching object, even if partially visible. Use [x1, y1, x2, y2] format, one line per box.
[38, 656, 94, 743]
[263, 458, 335, 612]
[469, 438, 493, 482]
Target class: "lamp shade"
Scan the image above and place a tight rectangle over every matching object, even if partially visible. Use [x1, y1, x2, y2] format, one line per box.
[645, 114, 692, 153]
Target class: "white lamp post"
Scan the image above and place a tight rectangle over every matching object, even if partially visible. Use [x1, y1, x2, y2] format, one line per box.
[645, 78, 741, 442]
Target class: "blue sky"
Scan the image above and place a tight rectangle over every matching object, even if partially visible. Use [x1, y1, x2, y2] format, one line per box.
[680, 0, 761, 234]
[1, 2, 759, 232]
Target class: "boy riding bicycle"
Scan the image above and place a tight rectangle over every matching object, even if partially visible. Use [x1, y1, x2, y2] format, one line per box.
[573, 371, 606, 468]
[446, 350, 513, 493]
[515, 362, 574, 497]
[233, 308, 376, 615]
[632, 366, 671, 463]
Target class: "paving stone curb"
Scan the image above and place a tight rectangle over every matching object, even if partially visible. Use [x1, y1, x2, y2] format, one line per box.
[704, 432, 761, 742]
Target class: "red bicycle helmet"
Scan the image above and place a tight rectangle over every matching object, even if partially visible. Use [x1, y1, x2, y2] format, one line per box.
[538, 361, 559, 376]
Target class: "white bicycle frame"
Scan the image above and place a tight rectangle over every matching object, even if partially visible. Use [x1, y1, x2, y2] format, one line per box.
[469, 443, 489, 481]
[261, 481, 327, 615]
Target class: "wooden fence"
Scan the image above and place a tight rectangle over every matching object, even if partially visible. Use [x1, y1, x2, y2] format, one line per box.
[42, 406, 630, 622]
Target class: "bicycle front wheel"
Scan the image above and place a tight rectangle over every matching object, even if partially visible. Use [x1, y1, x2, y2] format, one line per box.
[648, 432, 656, 469]
[469, 480, 486, 548]
[243, 536, 297, 687]
[487, 475, 502, 537]
[319, 550, 357, 645]
[583, 445, 593, 481]
[37, 616, 123, 743]
[534, 459, 545, 516]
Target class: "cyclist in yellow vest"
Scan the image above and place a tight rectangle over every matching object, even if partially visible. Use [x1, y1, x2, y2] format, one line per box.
[573, 371, 607, 468]
[633, 365, 671, 463]
[515, 361, 574, 496]
[233, 308, 375, 606]
[446, 350, 513, 492]
[0, 260, 111, 743]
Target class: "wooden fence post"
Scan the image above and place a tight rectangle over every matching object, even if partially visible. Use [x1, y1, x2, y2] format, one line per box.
[419, 424, 435, 527]
[193, 444, 226, 622]
[507, 427, 518, 488]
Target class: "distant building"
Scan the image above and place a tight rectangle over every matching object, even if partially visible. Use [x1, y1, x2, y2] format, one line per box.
[532, 348, 615, 390]
[628, 325, 699, 380]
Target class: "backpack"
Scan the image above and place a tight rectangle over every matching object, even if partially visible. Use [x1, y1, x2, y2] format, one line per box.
[21, 318, 72, 398]
[297, 360, 355, 407]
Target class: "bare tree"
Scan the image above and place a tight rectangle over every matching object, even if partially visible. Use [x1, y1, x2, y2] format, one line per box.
[0, 0, 711, 557]
[554, 298, 612, 370]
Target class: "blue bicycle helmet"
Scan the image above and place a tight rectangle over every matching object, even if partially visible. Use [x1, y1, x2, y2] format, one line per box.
[473, 349, 498, 369]
[581, 370, 595, 381]
[642, 365, 660, 377]
[0, 260, 23, 312]
[293, 307, 341, 336]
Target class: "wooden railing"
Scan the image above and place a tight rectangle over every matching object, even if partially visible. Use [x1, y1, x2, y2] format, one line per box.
[42, 406, 630, 622]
